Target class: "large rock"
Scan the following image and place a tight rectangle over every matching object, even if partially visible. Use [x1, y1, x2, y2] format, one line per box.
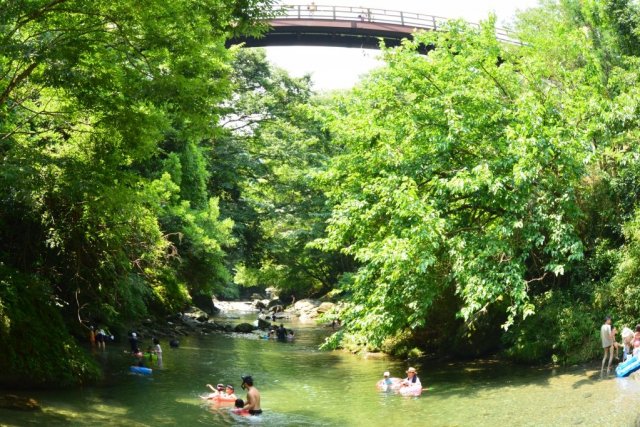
[257, 318, 271, 330]
[182, 307, 209, 323]
[254, 300, 267, 310]
[191, 294, 219, 315]
[316, 302, 335, 314]
[234, 323, 256, 333]
[267, 299, 283, 309]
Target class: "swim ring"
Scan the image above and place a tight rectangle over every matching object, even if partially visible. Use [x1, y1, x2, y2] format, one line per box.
[202, 393, 236, 403]
[130, 366, 152, 375]
[398, 385, 423, 396]
[376, 378, 402, 391]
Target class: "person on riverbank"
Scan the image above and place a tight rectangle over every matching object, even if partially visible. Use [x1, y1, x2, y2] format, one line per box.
[600, 316, 614, 375]
[399, 367, 422, 394]
[611, 326, 621, 360]
[96, 327, 107, 351]
[241, 375, 262, 415]
[622, 327, 634, 361]
[89, 326, 96, 347]
[129, 332, 140, 354]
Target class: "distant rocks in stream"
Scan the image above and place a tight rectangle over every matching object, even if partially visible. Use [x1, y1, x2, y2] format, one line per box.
[127, 298, 341, 341]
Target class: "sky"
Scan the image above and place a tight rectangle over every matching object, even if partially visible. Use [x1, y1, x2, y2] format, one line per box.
[265, 0, 540, 90]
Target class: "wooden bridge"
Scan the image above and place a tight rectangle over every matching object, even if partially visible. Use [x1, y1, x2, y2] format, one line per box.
[227, 3, 518, 51]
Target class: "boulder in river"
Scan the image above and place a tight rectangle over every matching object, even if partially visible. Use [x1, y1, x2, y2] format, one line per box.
[257, 318, 271, 330]
[234, 323, 256, 333]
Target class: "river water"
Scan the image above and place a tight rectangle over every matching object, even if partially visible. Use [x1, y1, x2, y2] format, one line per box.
[2, 312, 640, 426]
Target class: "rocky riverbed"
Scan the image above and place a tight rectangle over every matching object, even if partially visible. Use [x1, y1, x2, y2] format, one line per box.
[128, 298, 341, 344]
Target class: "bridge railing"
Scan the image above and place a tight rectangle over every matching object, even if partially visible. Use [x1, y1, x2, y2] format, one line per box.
[276, 4, 520, 44]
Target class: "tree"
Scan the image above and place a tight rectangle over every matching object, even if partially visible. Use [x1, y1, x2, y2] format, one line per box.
[317, 18, 588, 352]
[0, 0, 275, 386]
[211, 49, 350, 299]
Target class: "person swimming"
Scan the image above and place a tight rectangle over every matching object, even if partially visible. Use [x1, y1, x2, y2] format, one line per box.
[205, 383, 225, 397]
[232, 398, 249, 416]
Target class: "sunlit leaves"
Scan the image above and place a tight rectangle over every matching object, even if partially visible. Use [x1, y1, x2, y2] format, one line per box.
[318, 18, 588, 349]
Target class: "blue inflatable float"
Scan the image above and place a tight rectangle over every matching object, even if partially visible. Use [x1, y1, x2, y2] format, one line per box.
[130, 366, 152, 375]
[616, 356, 640, 377]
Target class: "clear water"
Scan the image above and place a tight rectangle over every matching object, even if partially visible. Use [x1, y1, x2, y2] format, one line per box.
[2, 314, 640, 426]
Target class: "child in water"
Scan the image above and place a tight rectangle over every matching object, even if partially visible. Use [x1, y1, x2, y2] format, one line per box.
[233, 398, 249, 416]
[205, 383, 225, 398]
[381, 371, 393, 392]
[224, 385, 237, 400]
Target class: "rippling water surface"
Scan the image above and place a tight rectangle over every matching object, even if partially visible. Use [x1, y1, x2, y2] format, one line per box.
[2, 313, 640, 426]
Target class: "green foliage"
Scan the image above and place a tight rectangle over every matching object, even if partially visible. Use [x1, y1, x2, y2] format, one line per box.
[317, 19, 586, 350]
[0, 267, 101, 387]
[602, 213, 640, 321]
[502, 290, 600, 365]
[213, 49, 350, 297]
[0, 0, 274, 385]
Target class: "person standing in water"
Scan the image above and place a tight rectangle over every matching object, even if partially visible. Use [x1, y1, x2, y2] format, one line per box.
[241, 375, 262, 415]
[399, 367, 422, 393]
[153, 337, 163, 368]
[600, 316, 614, 376]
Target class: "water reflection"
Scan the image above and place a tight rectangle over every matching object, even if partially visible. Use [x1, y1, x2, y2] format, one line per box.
[2, 314, 640, 426]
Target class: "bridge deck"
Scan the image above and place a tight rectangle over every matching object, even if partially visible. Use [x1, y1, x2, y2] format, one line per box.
[227, 4, 519, 50]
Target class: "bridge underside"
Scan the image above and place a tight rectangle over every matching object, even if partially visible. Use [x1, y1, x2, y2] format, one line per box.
[227, 19, 433, 52]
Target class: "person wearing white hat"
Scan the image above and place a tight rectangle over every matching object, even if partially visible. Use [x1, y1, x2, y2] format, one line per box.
[400, 367, 422, 393]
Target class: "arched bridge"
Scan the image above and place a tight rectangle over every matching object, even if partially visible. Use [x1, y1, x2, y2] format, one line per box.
[227, 4, 518, 51]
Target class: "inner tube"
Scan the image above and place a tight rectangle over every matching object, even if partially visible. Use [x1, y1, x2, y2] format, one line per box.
[398, 385, 423, 396]
[376, 378, 402, 391]
[211, 394, 236, 403]
[617, 355, 640, 377]
[129, 366, 152, 375]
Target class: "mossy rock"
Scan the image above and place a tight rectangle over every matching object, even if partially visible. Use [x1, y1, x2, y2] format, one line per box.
[234, 323, 255, 333]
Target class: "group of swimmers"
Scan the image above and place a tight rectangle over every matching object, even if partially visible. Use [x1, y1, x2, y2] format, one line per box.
[203, 375, 262, 416]
[377, 367, 423, 396]
[265, 324, 295, 341]
[128, 332, 163, 368]
[600, 315, 640, 375]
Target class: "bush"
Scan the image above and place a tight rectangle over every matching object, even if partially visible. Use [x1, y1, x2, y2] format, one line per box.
[502, 290, 600, 365]
[0, 268, 101, 388]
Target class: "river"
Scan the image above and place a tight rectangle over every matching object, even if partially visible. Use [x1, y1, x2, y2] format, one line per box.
[2, 312, 640, 426]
